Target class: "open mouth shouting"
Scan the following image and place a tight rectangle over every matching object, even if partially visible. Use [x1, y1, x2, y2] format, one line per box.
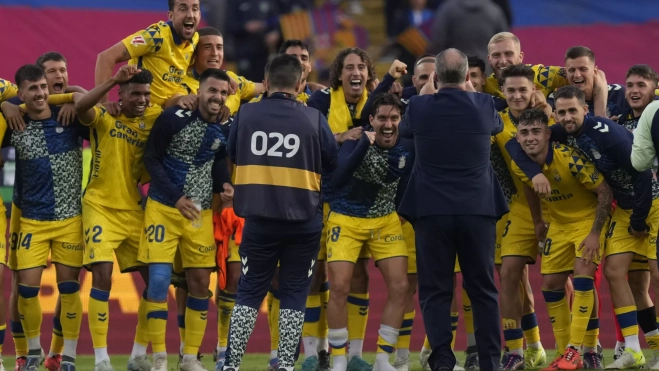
[53, 81, 64, 93]
[349, 79, 363, 91]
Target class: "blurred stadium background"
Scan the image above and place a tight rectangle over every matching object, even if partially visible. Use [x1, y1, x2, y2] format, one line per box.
[0, 0, 658, 355]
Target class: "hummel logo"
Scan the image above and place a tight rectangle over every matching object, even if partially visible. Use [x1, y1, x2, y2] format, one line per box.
[359, 307, 368, 316]
[549, 316, 555, 323]
[66, 312, 77, 319]
[579, 306, 588, 313]
[175, 109, 192, 118]
[463, 305, 472, 312]
[593, 122, 609, 133]
[200, 312, 208, 320]
[98, 312, 107, 322]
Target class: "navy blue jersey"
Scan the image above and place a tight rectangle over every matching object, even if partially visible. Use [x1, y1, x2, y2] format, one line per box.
[618, 108, 641, 132]
[7, 96, 90, 141]
[6, 106, 84, 221]
[330, 133, 414, 218]
[547, 84, 629, 118]
[507, 114, 658, 231]
[144, 107, 230, 210]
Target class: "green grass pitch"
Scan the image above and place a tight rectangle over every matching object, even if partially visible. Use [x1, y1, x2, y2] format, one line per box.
[39, 349, 652, 370]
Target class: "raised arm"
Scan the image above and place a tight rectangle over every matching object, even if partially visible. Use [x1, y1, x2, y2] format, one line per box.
[95, 42, 132, 102]
[76, 65, 142, 125]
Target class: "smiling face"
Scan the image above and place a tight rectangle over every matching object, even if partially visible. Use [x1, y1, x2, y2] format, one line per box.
[468, 66, 486, 92]
[502, 76, 535, 113]
[555, 96, 588, 134]
[194, 34, 224, 71]
[566, 56, 596, 99]
[340, 53, 368, 99]
[19, 77, 49, 114]
[198, 77, 229, 118]
[169, 0, 200, 41]
[41, 60, 68, 94]
[626, 74, 656, 113]
[370, 104, 401, 148]
[119, 82, 151, 118]
[284, 45, 311, 81]
[517, 120, 550, 157]
[488, 39, 524, 80]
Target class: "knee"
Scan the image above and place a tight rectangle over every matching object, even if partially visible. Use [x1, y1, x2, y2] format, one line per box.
[389, 278, 409, 300]
[91, 265, 113, 292]
[604, 263, 625, 283]
[187, 272, 211, 297]
[628, 273, 650, 295]
[500, 264, 523, 286]
[148, 264, 172, 301]
[329, 279, 350, 303]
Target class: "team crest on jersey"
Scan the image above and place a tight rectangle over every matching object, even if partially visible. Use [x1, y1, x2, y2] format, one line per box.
[553, 169, 561, 182]
[130, 35, 146, 46]
[56, 127, 63, 134]
[139, 121, 145, 129]
[89, 248, 95, 259]
[211, 138, 221, 150]
[590, 148, 601, 160]
[398, 156, 406, 169]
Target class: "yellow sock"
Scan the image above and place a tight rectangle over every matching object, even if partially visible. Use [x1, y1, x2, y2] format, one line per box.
[395, 310, 415, 350]
[302, 295, 321, 338]
[134, 293, 150, 347]
[583, 318, 599, 348]
[376, 324, 398, 355]
[146, 301, 168, 353]
[347, 293, 369, 344]
[319, 281, 330, 341]
[218, 290, 236, 348]
[267, 289, 280, 352]
[183, 295, 209, 355]
[521, 311, 541, 346]
[462, 288, 474, 337]
[569, 276, 594, 347]
[423, 336, 431, 349]
[17, 285, 42, 344]
[50, 316, 64, 354]
[11, 320, 28, 357]
[450, 312, 458, 350]
[88, 288, 110, 348]
[59, 281, 82, 347]
[542, 289, 571, 351]
[615, 305, 639, 338]
[502, 318, 523, 352]
[0, 324, 6, 354]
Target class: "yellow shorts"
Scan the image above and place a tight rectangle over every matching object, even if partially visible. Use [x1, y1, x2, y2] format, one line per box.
[606, 198, 659, 260]
[494, 213, 509, 265]
[8, 204, 21, 270]
[629, 260, 650, 272]
[15, 215, 84, 270]
[541, 221, 605, 275]
[402, 221, 416, 274]
[82, 200, 144, 272]
[499, 211, 537, 264]
[138, 198, 216, 269]
[326, 211, 406, 264]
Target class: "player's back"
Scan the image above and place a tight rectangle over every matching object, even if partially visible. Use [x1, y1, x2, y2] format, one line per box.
[10, 106, 82, 221]
[84, 105, 162, 210]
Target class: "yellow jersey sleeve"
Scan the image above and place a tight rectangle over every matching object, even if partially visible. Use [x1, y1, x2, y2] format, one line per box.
[249, 93, 264, 103]
[227, 71, 256, 101]
[532, 64, 568, 97]
[0, 78, 18, 103]
[121, 22, 166, 59]
[566, 149, 603, 191]
[85, 106, 107, 127]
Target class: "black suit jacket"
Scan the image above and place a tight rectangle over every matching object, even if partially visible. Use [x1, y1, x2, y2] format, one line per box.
[398, 87, 509, 219]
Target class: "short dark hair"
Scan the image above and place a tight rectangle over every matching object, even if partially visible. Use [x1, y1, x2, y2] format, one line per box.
[168, 0, 175, 11]
[268, 54, 303, 90]
[435, 48, 468, 84]
[15, 64, 46, 88]
[370, 93, 403, 116]
[627, 64, 659, 87]
[565, 46, 595, 63]
[329, 48, 376, 90]
[36, 52, 67, 69]
[199, 68, 231, 86]
[467, 55, 486, 74]
[197, 26, 222, 38]
[278, 39, 309, 55]
[553, 85, 587, 105]
[118, 69, 154, 88]
[415, 54, 436, 67]
[518, 108, 549, 127]
[498, 64, 535, 86]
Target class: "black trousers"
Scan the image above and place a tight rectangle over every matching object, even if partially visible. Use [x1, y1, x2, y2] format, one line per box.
[413, 215, 501, 371]
[235, 212, 322, 312]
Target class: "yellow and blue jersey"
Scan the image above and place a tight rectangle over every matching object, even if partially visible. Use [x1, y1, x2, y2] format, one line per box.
[83, 105, 162, 210]
[249, 85, 311, 104]
[180, 69, 255, 115]
[485, 64, 568, 100]
[0, 78, 17, 103]
[122, 21, 198, 106]
[5, 106, 83, 221]
[144, 107, 230, 210]
[330, 134, 414, 218]
[512, 144, 603, 224]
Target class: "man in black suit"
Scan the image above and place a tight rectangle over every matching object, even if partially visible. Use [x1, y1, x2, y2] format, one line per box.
[398, 48, 508, 371]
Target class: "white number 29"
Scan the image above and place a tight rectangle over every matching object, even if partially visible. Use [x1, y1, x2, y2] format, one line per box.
[250, 131, 300, 158]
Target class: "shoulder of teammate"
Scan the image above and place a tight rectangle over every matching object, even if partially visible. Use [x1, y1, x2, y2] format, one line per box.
[607, 83, 629, 111]
[226, 70, 256, 100]
[0, 78, 18, 103]
[564, 145, 604, 190]
[531, 64, 568, 93]
[585, 114, 631, 148]
[307, 88, 331, 116]
[510, 158, 533, 185]
[121, 20, 169, 59]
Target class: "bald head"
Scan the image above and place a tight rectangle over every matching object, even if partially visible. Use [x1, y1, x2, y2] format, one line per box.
[435, 48, 468, 84]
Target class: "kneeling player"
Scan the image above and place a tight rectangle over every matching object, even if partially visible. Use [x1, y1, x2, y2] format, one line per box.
[512, 109, 612, 370]
[326, 93, 412, 371]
